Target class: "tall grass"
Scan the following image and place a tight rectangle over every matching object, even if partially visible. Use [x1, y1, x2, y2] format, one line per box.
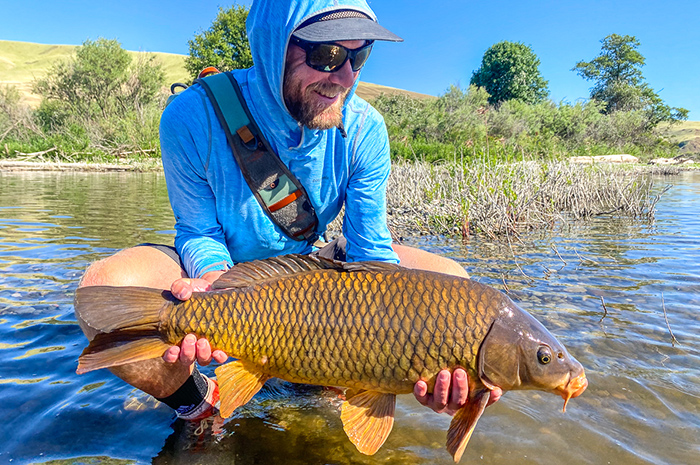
[379, 159, 674, 239]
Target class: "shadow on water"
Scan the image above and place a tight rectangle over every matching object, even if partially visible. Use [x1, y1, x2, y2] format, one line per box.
[1, 170, 699, 465]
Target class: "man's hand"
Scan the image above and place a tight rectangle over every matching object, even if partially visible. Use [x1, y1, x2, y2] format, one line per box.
[413, 368, 502, 415]
[162, 333, 228, 366]
[163, 273, 229, 366]
[170, 273, 223, 301]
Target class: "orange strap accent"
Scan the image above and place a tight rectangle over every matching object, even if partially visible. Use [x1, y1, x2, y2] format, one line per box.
[236, 125, 255, 144]
[268, 190, 302, 212]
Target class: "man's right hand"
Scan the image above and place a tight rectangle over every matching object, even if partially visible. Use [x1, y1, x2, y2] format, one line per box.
[163, 274, 229, 366]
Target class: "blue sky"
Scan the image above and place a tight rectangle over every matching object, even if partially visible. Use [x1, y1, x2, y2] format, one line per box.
[1, 0, 698, 118]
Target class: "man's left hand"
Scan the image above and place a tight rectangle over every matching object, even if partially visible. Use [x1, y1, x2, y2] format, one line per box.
[413, 368, 502, 415]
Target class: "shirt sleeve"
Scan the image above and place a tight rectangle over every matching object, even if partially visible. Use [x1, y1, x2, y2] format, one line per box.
[159, 89, 233, 278]
[342, 109, 400, 263]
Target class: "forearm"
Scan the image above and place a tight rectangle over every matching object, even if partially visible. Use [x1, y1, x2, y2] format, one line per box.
[175, 233, 232, 279]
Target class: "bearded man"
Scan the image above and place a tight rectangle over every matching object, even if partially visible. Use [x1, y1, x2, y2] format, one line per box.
[76, 0, 501, 425]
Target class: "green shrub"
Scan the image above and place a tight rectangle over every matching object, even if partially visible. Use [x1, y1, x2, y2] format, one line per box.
[372, 85, 682, 164]
[29, 38, 166, 159]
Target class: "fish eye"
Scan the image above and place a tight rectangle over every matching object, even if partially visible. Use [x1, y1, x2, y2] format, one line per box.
[537, 347, 552, 364]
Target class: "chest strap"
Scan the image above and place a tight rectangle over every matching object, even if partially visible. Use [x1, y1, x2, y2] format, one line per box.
[195, 72, 319, 243]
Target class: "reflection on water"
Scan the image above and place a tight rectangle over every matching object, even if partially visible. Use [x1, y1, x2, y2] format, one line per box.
[0, 170, 698, 465]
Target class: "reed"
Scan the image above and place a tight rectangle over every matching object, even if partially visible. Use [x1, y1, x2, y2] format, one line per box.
[332, 159, 676, 240]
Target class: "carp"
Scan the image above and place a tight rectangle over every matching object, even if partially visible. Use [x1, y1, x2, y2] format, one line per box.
[75, 254, 587, 462]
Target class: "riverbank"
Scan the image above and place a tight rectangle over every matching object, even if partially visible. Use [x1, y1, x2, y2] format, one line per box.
[0, 159, 164, 172]
[2, 158, 698, 240]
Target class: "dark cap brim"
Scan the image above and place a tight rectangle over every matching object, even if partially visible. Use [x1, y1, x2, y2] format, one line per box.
[293, 17, 403, 43]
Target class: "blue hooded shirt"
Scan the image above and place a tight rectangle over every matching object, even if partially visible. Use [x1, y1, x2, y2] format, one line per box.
[160, 0, 399, 279]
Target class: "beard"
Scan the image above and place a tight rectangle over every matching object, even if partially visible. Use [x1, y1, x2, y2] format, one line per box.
[283, 74, 351, 130]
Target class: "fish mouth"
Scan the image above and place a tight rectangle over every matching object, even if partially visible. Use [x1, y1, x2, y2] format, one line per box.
[555, 373, 588, 412]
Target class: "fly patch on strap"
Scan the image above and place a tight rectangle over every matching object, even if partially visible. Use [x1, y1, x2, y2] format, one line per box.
[196, 72, 319, 243]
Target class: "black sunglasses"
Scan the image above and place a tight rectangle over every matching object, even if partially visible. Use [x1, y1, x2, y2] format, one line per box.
[290, 36, 373, 73]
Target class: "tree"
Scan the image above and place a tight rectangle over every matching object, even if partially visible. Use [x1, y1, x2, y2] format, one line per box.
[185, 4, 253, 80]
[470, 41, 549, 105]
[573, 34, 687, 124]
[32, 38, 166, 153]
[34, 38, 164, 119]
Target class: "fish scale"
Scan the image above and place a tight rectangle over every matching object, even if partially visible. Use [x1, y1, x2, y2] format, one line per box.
[165, 269, 497, 393]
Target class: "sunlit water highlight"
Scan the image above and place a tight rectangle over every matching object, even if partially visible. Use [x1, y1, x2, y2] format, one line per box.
[0, 170, 698, 465]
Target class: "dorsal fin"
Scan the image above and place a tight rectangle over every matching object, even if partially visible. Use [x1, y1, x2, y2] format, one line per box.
[211, 254, 404, 289]
[211, 254, 342, 289]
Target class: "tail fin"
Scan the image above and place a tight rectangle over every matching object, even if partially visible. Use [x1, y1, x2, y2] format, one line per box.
[74, 286, 176, 374]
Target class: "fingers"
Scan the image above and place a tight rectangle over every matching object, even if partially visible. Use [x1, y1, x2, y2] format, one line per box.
[431, 370, 451, 413]
[178, 334, 197, 365]
[196, 337, 212, 365]
[162, 345, 181, 363]
[170, 278, 213, 301]
[194, 338, 229, 365]
[212, 349, 228, 364]
[413, 380, 429, 405]
[413, 369, 460, 414]
[448, 368, 469, 412]
[413, 368, 475, 415]
[162, 333, 229, 367]
[170, 279, 194, 301]
[487, 387, 503, 407]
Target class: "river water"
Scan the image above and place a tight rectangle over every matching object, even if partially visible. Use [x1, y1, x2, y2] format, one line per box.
[0, 170, 698, 465]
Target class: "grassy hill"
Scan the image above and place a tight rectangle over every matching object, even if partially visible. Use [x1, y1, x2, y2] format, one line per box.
[656, 120, 700, 155]
[660, 120, 700, 155]
[0, 39, 432, 106]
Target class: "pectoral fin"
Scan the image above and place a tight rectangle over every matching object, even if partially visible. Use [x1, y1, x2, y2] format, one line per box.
[215, 360, 271, 418]
[340, 390, 396, 455]
[446, 389, 491, 463]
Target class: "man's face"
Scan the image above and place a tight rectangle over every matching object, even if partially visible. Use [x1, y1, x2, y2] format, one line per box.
[283, 39, 364, 130]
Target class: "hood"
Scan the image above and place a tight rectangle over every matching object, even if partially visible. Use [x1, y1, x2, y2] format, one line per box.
[244, 0, 379, 151]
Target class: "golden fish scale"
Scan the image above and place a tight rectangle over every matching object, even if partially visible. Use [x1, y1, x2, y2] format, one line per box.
[166, 269, 503, 393]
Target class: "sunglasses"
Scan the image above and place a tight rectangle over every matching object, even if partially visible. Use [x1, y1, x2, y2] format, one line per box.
[290, 36, 373, 73]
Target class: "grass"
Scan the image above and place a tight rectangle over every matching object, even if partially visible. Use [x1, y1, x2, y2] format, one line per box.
[0, 39, 431, 106]
[368, 160, 684, 240]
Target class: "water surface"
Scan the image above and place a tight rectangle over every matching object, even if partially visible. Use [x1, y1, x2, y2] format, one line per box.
[0, 170, 698, 465]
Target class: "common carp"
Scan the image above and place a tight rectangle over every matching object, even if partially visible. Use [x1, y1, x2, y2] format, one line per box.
[75, 254, 587, 462]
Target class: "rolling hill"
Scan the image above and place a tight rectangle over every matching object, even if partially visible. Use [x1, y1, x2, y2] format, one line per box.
[0, 39, 432, 106]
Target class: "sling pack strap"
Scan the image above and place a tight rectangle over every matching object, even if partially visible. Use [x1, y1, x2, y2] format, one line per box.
[194, 72, 319, 243]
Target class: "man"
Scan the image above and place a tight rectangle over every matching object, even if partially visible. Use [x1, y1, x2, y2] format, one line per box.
[77, 0, 500, 425]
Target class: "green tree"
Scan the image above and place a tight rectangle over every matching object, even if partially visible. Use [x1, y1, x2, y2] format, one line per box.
[470, 41, 549, 105]
[34, 38, 164, 119]
[573, 34, 687, 124]
[32, 38, 165, 154]
[185, 4, 253, 80]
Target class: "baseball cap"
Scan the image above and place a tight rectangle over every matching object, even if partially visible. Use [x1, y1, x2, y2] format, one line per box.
[292, 9, 403, 43]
